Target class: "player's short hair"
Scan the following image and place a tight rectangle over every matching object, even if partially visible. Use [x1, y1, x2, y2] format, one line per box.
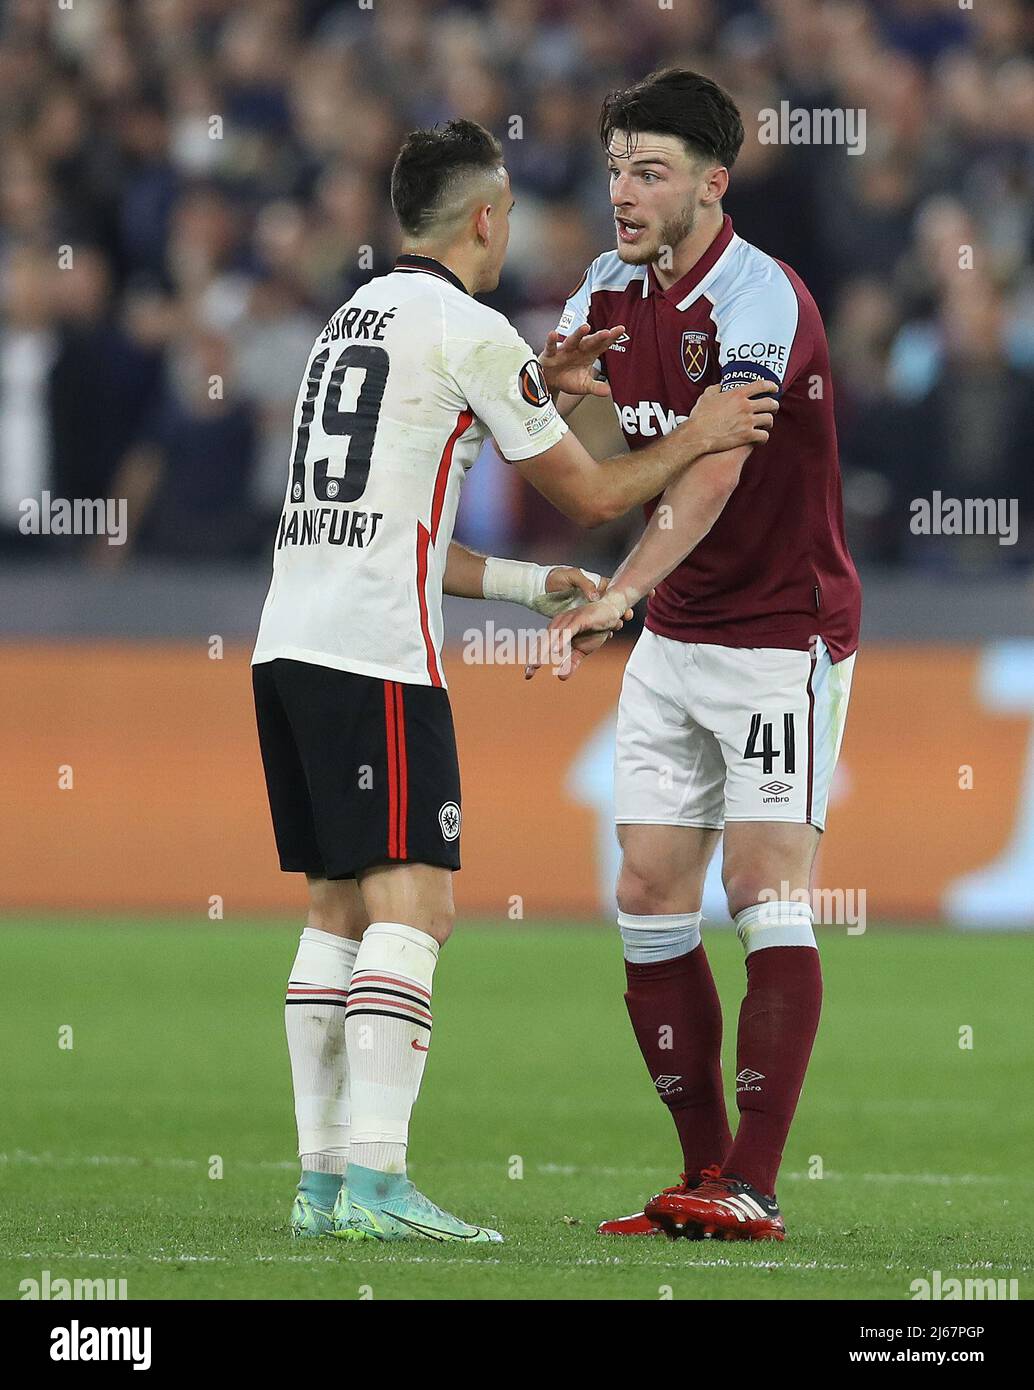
[391, 119, 505, 239]
[599, 67, 744, 169]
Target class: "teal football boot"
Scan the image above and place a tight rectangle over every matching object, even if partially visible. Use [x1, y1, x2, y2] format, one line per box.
[290, 1192, 336, 1238]
[331, 1164, 502, 1244]
[289, 1171, 344, 1238]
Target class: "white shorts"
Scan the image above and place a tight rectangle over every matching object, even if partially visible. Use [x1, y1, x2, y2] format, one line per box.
[614, 629, 855, 831]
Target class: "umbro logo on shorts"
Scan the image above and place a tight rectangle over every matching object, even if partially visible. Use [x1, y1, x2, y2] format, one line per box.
[759, 780, 792, 795]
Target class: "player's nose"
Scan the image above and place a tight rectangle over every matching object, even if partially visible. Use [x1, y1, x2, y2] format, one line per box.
[610, 174, 634, 206]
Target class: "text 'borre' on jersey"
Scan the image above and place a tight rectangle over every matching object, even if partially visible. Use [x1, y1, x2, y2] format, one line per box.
[253, 254, 567, 686]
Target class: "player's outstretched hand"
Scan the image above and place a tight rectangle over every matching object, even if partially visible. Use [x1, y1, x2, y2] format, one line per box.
[538, 323, 626, 400]
[527, 564, 601, 618]
[687, 380, 779, 453]
[524, 581, 633, 682]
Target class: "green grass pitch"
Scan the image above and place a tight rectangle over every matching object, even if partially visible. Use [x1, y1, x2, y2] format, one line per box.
[2, 919, 1031, 1300]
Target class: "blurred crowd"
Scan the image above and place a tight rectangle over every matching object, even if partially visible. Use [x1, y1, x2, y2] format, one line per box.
[0, 0, 1032, 574]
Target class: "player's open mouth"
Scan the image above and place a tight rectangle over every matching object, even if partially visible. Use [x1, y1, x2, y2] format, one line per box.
[615, 217, 646, 243]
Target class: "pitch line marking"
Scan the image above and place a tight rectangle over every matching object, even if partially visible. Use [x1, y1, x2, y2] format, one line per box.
[2, 1152, 1028, 1190]
[0, 1250, 847, 1273]
[535, 1162, 1024, 1187]
[9, 1250, 1031, 1275]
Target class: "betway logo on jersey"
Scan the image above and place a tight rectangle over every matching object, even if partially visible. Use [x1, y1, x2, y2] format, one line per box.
[616, 401, 689, 437]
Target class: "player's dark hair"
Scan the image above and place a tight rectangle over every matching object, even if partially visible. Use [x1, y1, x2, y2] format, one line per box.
[599, 68, 744, 169]
[391, 119, 504, 237]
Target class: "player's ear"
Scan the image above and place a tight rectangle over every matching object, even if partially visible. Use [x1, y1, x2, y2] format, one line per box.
[702, 164, 729, 205]
[474, 203, 492, 246]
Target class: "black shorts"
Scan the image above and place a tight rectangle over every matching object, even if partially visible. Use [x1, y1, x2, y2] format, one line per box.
[252, 658, 461, 879]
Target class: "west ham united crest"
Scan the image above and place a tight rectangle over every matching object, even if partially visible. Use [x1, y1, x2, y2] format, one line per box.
[681, 330, 709, 383]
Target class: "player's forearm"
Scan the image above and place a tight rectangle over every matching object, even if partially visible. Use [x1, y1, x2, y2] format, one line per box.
[444, 542, 577, 612]
[442, 541, 488, 599]
[588, 419, 714, 524]
[555, 390, 584, 420]
[608, 449, 746, 607]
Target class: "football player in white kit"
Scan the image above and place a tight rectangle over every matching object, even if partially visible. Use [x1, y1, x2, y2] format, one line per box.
[251, 119, 779, 1243]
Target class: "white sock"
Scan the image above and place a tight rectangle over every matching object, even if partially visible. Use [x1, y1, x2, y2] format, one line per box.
[285, 927, 359, 1175]
[618, 909, 702, 963]
[735, 901, 816, 955]
[345, 921, 439, 1175]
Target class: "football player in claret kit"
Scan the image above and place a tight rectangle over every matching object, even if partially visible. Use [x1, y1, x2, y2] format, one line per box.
[251, 119, 779, 1243]
[540, 69, 862, 1241]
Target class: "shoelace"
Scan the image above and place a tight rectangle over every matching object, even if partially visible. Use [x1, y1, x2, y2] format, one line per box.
[694, 1164, 735, 1196]
[662, 1164, 724, 1196]
[684, 1167, 779, 1211]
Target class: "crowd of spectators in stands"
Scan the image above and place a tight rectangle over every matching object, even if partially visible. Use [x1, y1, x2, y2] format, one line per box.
[1, 0, 1031, 574]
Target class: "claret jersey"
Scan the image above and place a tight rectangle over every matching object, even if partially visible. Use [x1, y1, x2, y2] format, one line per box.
[253, 254, 567, 686]
[556, 215, 861, 661]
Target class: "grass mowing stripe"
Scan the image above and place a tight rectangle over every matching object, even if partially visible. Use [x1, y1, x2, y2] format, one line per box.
[4, 1152, 1028, 1187]
[2, 919, 1031, 1300]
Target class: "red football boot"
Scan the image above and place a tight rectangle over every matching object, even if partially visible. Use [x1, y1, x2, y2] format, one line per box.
[644, 1169, 786, 1241]
[597, 1172, 704, 1236]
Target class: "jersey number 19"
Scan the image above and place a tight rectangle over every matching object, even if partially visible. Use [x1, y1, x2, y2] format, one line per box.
[290, 344, 389, 505]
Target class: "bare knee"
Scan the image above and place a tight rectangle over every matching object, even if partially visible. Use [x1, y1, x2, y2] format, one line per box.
[721, 849, 790, 918]
[421, 909, 455, 947]
[375, 903, 453, 947]
[616, 825, 715, 917]
[721, 868, 769, 921]
[721, 825, 820, 920]
[617, 858, 686, 917]
[356, 863, 456, 946]
[306, 877, 367, 940]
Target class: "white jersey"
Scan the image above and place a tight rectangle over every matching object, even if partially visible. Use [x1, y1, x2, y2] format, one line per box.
[252, 255, 567, 686]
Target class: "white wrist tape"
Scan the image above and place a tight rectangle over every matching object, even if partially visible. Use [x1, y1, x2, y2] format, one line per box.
[482, 556, 555, 608]
[482, 557, 603, 617]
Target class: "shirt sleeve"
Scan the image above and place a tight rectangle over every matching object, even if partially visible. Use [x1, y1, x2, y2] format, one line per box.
[448, 318, 568, 463]
[714, 265, 802, 392]
[554, 264, 593, 341]
[553, 261, 610, 381]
